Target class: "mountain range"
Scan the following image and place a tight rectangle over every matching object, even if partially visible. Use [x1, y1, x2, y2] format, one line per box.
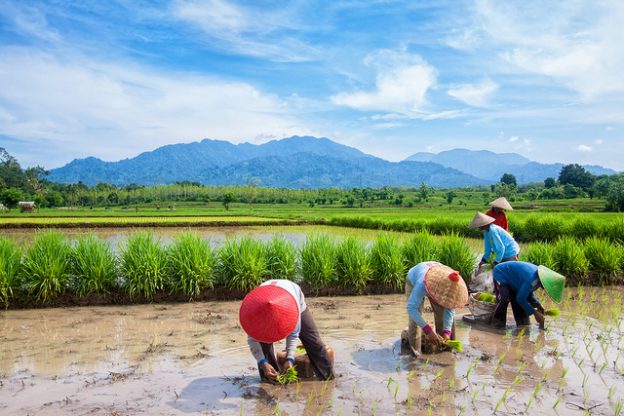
[48, 136, 616, 188]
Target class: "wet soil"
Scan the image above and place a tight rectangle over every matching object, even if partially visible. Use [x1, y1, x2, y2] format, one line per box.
[1, 288, 623, 415]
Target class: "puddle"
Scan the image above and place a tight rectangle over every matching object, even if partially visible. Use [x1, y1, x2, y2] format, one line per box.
[1, 288, 623, 415]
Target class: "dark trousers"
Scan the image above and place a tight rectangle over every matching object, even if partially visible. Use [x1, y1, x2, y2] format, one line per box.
[258, 308, 334, 381]
[493, 282, 542, 326]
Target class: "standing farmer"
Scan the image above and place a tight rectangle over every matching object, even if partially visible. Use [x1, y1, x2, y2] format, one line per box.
[491, 261, 565, 328]
[469, 212, 520, 267]
[486, 197, 513, 231]
[402, 261, 468, 355]
[239, 279, 334, 382]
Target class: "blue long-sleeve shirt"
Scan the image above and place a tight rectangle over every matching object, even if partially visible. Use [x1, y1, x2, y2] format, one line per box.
[482, 224, 520, 263]
[493, 261, 542, 316]
[406, 262, 454, 332]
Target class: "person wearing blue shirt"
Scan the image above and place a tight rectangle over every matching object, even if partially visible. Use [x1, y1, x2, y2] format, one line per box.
[469, 211, 520, 266]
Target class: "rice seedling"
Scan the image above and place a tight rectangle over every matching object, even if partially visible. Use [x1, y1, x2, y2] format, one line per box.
[120, 232, 168, 300]
[544, 308, 561, 318]
[583, 237, 621, 283]
[369, 233, 405, 289]
[437, 233, 475, 283]
[616, 400, 623, 416]
[335, 236, 371, 291]
[521, 242, 556, 269]
[475, 292, 495, 303]
[553, 397, 561, 410]
[423, 358, 430, 371]
[0, 237, 21, 307]
[444, 340, 463, 352]
[300, 233, 336, 289]
[553, 237, 589, 280]
[70, 235, 117, 297]
[569, 217, 599, 240]
[217, 237, 267, 291]
[21, 231, 71, 303]
[538, 216, 566, 242]
[401, 230, 438, 269]
[276, 366, 298, 384]
[264, 235, 297, 281]
[167, 232, 215, 299]
[433, 369, 444, 381]
[494, 387, 511, 412]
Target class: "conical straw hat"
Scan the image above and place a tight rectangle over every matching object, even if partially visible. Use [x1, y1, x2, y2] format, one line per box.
[489, 197, 513, 210]
[537, 265, 565, 304]
[468, 211, 495, 229]
[424, 265, 468, 310]
[239, 285, 299, 343]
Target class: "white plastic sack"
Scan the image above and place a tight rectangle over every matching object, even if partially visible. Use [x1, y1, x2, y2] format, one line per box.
[469, 263, 494, 294]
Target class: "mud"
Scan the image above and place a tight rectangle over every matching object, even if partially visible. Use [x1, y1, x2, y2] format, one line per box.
[1, 288, 623, 415]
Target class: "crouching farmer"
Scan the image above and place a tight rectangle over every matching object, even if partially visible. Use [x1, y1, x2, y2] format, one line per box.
[491, 261, 565, 329]
[402, 262, 468, 355]
[239, 279, 335, 382]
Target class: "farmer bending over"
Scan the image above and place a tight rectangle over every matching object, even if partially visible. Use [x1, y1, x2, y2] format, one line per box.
[239, 279, 334, 382]
[402, 262, 468, 355]
[469, 212, 520, 267]
[491, 261, 565, 329]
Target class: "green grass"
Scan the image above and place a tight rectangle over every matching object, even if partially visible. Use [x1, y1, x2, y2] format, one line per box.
[370, 233, 405, 289]
[553, 237, 590, 281]
[217, 237, 267, 291]
[120, 232, 168, 299]
[70, 235, 118, 297]
[300, 233, 336, 289]
[167, 232, 216, 299]
[437, 233, 476, 283]
[521, 242, 556, 269]
[0, 238, 21, 306]
[401, 230, 439, 270]
[335, 236, 371, 291]
[265, 235, 297, 281]
[583, 237, 621, 283]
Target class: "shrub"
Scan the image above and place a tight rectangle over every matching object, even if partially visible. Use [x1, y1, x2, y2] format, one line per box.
[22, 231, 71, 303]
[583, 237, 621, 283]
[401, 230, 438, 270]
[0, 238, 21, 306]
[265, 235, 297, 281]
[553, 237, 589, 281]
[218, 237, 267, 291]
[370, 233, 405, 289]
[120, 232, 168, 299]
[521, 242, 556, 269]
[168, 232, 215, 299]
[437, 233, 476, 283]
[71, 235, 117, 297]
[300, 234, 336, 289]
[335, 237, 371, 291]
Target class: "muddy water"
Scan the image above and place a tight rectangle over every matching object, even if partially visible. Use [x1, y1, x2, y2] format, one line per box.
[1, 289, 623, 415]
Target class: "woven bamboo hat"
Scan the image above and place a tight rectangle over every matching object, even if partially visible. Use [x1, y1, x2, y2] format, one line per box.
[239, 285, 299, 343]
[537, 265, 566, 303]
[424, 265, 468, 309]
[489, 197, 513, 210]
[468, 211, 496, 229]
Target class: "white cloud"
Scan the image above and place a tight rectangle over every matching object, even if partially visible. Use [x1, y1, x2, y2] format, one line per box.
[509, 136, 519, 142]
[594, 139, 603, 145]
[577, 144, 593, 152]
[331, 50, 437, 114]
[448, 79, 498, 107]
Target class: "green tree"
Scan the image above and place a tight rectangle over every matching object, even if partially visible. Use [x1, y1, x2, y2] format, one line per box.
[418, 182, 433, 202]
[500, 173, 518, 188]
[544, 177, 556, 188]
[446, 191, 456, 204]
[222, 192, 234, 210]
[0, 188, 25, 209]
[559, 164, 595, 191]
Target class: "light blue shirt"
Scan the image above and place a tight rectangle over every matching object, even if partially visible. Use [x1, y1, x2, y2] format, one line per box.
[406, 262, 454, 332]
[482, 224, 520, 263]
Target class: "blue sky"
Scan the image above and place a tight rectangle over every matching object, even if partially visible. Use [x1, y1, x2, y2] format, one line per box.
[1, 0, 623, 170]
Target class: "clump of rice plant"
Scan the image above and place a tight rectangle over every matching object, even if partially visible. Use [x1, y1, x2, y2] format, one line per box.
[265, 235, 297, 281]
[521, 216, 541, 242]
[401, 230, 438, 269]
[167, 232, 215, 299]
[521, 242, 556, 269]
[70, 235, 117, 297]
[0, 238, 22, 307]
[217, 237, 267, 291]
[120, 232, 168, 300]
[437, 233, 475, 283]
[369, 233, 405, 289]
[335, 237, 371, 291]
[569, 217, 598, 240]
[544, 308, 561, 318]
[475, 292, 496, 303]
[445, 340, 463, 353]
[300, 234, 336, 289]
[539, 216, 565, 242]
[276, 366, 299, 384]
[604, 218, 624, 244]
[553, 237, 589, 280]
[583, 237, 621, 283]
[21, 231, 71, 303]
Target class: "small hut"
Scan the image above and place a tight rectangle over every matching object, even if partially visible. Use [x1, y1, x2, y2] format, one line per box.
[18, 201, 36, 213]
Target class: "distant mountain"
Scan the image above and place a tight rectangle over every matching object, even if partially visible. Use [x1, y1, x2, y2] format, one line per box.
[49, 136, 487, 188]
[404, 149, 616, 184]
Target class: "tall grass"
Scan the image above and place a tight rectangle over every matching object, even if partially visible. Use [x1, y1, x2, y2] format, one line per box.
[21, 231, 71, 303]
[401, 230, 438, 270]
[70, 235, 117, 297]
[0, 238, 21, 306]
[370, 233, 405, 289]
[437, 233, 476, 283]
[520, 216, 564, 242]
[218, 237, 267, 291]
[120, 232, 168, 299]
[583, 237, 621, 283]
[569, 217, 598, 240]
[553, 237, 589, 280]
[300, 234, 336, 289]
[604, 218, 624, 243]
[167, 232, 215, 299]
[265, 235, 297, 281]
[521, 242, 556, 269]
[335, 237, 371, 291]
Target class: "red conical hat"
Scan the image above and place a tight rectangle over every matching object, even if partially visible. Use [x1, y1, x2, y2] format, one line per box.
[239, 285, 299, 343]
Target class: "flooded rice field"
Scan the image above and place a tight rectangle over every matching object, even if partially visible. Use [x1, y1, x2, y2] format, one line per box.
[1, 288, 623, 415]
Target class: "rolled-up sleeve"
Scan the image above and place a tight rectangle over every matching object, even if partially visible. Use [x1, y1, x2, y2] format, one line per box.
[443, 308, 455, 332]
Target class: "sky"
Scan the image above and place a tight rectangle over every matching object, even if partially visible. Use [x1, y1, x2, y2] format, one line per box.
[1, 0, 623, 171]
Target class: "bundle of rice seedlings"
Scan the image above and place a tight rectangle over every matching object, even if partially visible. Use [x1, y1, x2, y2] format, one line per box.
[217, 237, 267, 291]
[522, 216, 541, 242]
[437, 233, 475, 284]
[22, 231, 71, 303]
[276, 366, 299, 384]
[120, 232, 168, 300]
[445, 340, 463, 353]
[335, 237, 371, 291]
[583, 237, 621, 283]
[539, 216, 565, 242]
[167, 232, 215, 299]
[553, 237, 589, 280]
[70, 235, 117, 297]
[401, 230, 438, 269]
[475, 292, 496, 303]
[0, 238, 22, 307]
[370, 233, 405, 289]
[521, 242, 556, 270]
[300, 234, 336, 289]
[544, 308, 561, 318]
[265, 235, 297, 281]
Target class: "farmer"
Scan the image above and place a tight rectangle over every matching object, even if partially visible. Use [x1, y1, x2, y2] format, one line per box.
[239, 279, 334, 382]
[469, 212, 520, 267]
[402, 261, 468, 355]
[491, 261, 565, 328]
[486, 197, 513, 231]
